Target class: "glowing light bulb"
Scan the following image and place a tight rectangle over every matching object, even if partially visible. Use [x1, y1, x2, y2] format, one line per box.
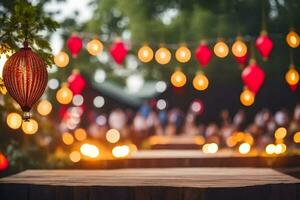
[202, 143, 218, 154]
[214, 41, 229, 58]
[274, 127, 287, 140]
[69, 151, 81, 163]
[56, 84, 73, 105]
[54, 51, 69, 68]
[37, 100, 52, 116]
[232, 38, 247, 57]
[6, 112, 22, 130]
[265, 144, 276, 154]
[170, 69, 187, 88]
[62, 132, 74, 145]
[193, 72, 209, 91]
[286, 31, 299, 48]
[275, 143, 286, 154]
[80, 143, 99, 158]
[74, 128, 87, 141]
[138, 45, 154, 63]
[240, 88, 255, 107]
[239, 142, 251, 154]
[155, 47, 171, 65]
[22, 119, 38, 135]
[106, 129, 120, 143]
[87, 39, 104, 56]
[175, 45, 191, 63]
[285, 66, 299, 86]
[112, 145, 130, 158]
[293, 132, 300, 143]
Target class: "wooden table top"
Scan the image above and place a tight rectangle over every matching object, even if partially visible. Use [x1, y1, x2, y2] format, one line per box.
[1, 168, 299, 188]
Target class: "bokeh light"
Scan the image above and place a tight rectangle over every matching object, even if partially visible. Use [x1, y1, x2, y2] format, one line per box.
[240, 88, 255, 106]
[22, 119, 38, 135]
[286, 31, 299, 48]
[74, 128, 87, 141]
[214, 41, 229, 58]
[274, 127, 287, 140]
[138, 45, 154, 63]
[69, 151, 81, 163]
[54, 51, 69, 68]
[6, 112, 22, 130]
[80, 143, 100, 158]
[175, 45, 191, 63]
[232, 39, 247, 57]
[155, 47, 171, 65]
[112, 145, 130, 158]
[171, 69, 187, 87]
[285, 67, 299, 86]
[72, 94, 84, 106]
[266, 144, 276, 154]
[87, 39, 104, 56]
[193, 72, 209, 91]
[106, 129, 120, 143]
[62, 132, 74, 145]
[56, 84, 73, 105]
[202, 143, 218, 154]
[37, 99, 52, 116]
[293, 132, 300, 143]
[238, 143, 251, 154]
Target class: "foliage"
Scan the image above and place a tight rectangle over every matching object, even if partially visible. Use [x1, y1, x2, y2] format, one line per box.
[0, 0, 59, 66]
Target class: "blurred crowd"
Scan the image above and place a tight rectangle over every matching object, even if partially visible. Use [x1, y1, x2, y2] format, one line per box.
[91, 101, 300, 149]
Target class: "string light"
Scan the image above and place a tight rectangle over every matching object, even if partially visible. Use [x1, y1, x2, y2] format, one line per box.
[138, 45, 154, 63]
[232, 38, 247, 57]
[214, 40, 229, 58]
[106, 129, 120, 143]
[22, 119, 38, 135]
[286, 31, 299, 48]
[170, 69, 187, 87]
[80, 143, 100, 158]
[6, 112, 22, 130]
[193, 72, 209, 91]
[56, 84, 73, 105]
[54, 51, 69, 68]
[285, 66, 299, 86]
[175, 45, 191, 63]
[37, 100, 52, 116]
[155, 47, 171, 65]
[87, 39, 104, 56]
[240, 88, 255, 106]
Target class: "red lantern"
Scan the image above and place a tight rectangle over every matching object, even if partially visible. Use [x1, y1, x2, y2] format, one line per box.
[234, 53, 249, 67]
[195, 42, 212, 67]
[241, 60, 265, 94]
[110, 39, 127, 64]
[67, 34, 83, 58]
[0, 153, 9, 171]
[3, 43, 48, 120]
[68, 70, 86, 94]
[255, 31, 273, 60]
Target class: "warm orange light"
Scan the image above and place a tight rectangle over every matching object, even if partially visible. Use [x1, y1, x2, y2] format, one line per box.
[155, 47, 171, 65]
[74, 128, 87, 141]
[240, 88, 255, 106]
[193, 72, 209, 91]
[266, 144, 276, 154]
[54, 51, 69, 68]
[214, 41, 229, 58]
[37, 99, 52, 116]
[202, 143, 218, 154]
[87, 39, 104, 56]
[80, 143, 99, 158]
[275, 143, 286, 154]
[138, 45, 154, 63]
[239, 142, 251, 154]
[106, 129, 120, 143]
[294, 132, 300, 143]
[69, 151, 81, 163]
[286, 31, 299, 48]
[285, 66, 299, 86]
[232, 38, 247, 57]
[112, 145, 130, 158]
[62, 132, 74, 145]
[274, 127, 287, 140]
[56, 84, 73, 105]
[22, 119, 38, 135]
[171, 69, 187, 87]
[6, 112, 22, 130]
[175, 45, 191, 63]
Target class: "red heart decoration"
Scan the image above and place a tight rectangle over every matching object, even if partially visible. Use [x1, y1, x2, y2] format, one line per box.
[241, 61, 265, 94]
[195, 43, 212, 67]
[110, 40, 127, 64]
[255, 32, 273, 60]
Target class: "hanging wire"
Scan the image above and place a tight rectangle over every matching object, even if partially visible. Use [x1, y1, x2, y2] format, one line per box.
[261, 0, 267, 31]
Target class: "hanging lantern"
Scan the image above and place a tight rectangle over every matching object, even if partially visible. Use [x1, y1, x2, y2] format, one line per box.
[56, 83, 73, 105]
[110, 39, 127, 64]
[155, 47, 171, 65]
[67, 34, 83, 58]
[138, 44, 154, 63]
[241, 60, 265, 94]
[22, 119, 38, 134]
[234, 53, 249, 67]
[175, 45, 191, 63]
[37, 99, 52, 116]
[193, 72, 209, 91]
[87, 38, 104, 56]
[6, 112, 22, 130]
[285, 65, 299, 86]
[171, 68, 187, 87]
[54, 51, 69, 68]
[286, 30, 299, 48]
[68, 69, 86, 94]
[0, 153, 8, 171]
[195, 42, 212, 67]
[240, 88, 255, 107]
[3, 42, 48, 120]
[255, 31, 273, 60]
[214, 40, 229, 58]
[232, 37, 247, 57]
